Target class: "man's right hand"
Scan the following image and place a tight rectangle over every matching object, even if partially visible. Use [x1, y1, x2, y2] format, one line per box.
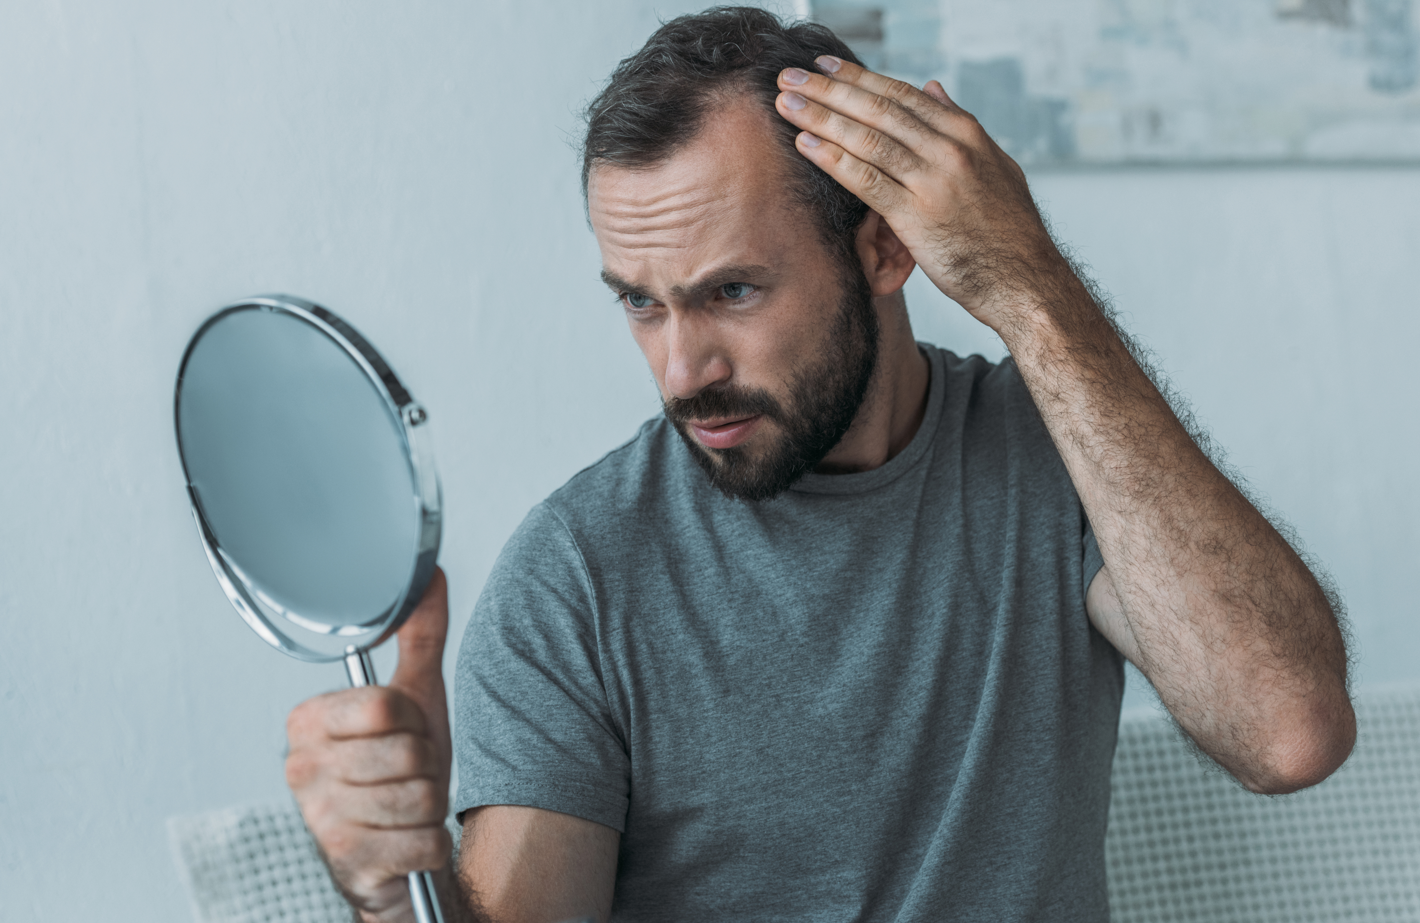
[286, 568, 454, 923]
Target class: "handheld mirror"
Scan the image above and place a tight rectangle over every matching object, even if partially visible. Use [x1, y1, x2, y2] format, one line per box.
[174, 294, 445, 923]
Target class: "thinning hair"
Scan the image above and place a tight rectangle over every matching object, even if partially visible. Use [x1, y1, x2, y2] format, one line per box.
[581, 5, 871, 265]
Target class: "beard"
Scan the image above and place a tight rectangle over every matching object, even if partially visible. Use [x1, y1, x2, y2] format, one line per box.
[663, 265, 879, 502]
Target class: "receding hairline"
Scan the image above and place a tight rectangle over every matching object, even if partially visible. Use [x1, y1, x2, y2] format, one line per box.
[586, 84, 803, 200]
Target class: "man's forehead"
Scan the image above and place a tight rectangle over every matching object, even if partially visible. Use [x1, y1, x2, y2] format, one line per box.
[588, 102, 793, 224]
[588, 102, 803, 288]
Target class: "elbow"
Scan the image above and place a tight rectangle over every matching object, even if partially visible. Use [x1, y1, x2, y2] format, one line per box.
[1240, 694, 1357, 795]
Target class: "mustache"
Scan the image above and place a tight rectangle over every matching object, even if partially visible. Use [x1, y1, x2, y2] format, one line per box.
[664, 384, 783, 426]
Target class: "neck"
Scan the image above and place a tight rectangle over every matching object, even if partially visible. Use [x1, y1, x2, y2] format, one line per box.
[814, 291, 930, 475]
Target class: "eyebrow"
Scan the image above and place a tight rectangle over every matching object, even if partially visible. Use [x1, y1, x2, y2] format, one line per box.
[601, 264, 775, 302]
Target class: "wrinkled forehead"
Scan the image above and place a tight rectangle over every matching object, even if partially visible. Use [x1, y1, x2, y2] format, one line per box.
[587, 103, 803, 262]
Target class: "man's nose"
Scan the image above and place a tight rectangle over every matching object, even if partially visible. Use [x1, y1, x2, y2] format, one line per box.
[662, 312, 731, 400]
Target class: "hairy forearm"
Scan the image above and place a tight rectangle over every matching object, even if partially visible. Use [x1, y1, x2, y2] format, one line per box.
[997, 263, 1353, 792]
[444, 865, 497, 923]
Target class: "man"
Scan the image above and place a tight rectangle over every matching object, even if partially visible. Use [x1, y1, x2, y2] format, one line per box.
[284, 8, 1355, 923]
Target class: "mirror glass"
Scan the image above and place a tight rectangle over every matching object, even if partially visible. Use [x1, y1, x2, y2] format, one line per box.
[175, 297, 439, 659]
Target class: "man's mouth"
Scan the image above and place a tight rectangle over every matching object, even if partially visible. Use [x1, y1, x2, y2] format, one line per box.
[688, 415, 763, 450]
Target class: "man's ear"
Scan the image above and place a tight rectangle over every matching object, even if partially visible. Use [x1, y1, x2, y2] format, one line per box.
[854, 211, 917, 297]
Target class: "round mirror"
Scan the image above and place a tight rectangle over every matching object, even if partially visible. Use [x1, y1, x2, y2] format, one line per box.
[174, 295, 441, 662]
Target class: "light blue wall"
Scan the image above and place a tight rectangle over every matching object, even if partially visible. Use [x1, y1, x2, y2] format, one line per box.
[1, 2, 1415, 921]
[0, 2, 709, 920]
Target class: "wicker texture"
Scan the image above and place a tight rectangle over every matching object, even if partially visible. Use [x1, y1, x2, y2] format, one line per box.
[168, 803, 353, 923]
[1106, 690, 1420, 922]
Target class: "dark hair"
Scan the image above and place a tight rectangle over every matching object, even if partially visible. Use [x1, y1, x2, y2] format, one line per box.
[581, 6, 870, 265]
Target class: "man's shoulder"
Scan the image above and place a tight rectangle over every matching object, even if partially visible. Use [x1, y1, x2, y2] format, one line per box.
[539, 413, 693, 531]
[923, 343, 1035, 422]
[485, 415, 692, 597]
[927, 342, 1017, 389]
[925, 343, 1072, 489]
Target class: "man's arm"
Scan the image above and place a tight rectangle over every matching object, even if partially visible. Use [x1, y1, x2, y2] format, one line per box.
[453, 806, 619, 923]
[773, 57, 1354, 793]
[285, 572, 620, 923]
[1008, 278, 1353, 794]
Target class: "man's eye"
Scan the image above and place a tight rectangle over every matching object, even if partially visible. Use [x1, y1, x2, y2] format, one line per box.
[720, 282, 754, 300]
[623, 292, 655, 310]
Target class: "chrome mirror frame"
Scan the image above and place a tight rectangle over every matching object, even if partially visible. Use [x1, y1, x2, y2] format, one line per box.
[173, 294, 442, 663]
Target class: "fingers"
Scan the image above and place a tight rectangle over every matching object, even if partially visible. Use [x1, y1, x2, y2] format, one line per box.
[798, 56, 969, 132]
[777, 57, 988, 157]
[339, 775, 449, 828]
[334, 825, 452, 885]
[780, 65, 935, 151]
[285, 689, 445, 831]
[286, 705, 450, 905]
[320, 822, 452, 897]
[288, 686, 429, 743]
[777, 84, 929, 186]
[296, 756, 448, 824]
[292, 773, 450, 912]
[791, 129, 908, 216]
[322, 734, 443, 786]
[286, 702, 441, 788]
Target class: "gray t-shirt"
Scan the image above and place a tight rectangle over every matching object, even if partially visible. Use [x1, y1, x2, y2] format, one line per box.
[454, 345, 1124, 922]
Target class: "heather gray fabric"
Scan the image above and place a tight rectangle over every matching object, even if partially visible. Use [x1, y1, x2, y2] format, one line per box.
[454, 345, 1124, 922]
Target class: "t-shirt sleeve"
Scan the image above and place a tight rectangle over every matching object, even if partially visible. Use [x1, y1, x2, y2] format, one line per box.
[452, 502, 629, 832]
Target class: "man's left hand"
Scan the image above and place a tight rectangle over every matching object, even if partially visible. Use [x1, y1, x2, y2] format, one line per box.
[775, 56, 1068, 333]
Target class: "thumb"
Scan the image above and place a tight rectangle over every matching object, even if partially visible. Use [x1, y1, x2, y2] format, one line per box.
[923, 79, 954, 108]
[389, 567, 451, 756]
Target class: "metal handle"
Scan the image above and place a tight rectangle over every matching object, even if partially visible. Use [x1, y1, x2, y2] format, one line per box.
[408, 870, 447, 923]
[344, 648, 448, 923]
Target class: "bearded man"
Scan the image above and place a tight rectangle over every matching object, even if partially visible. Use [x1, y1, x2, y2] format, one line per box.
[283, 8, 1355, 923]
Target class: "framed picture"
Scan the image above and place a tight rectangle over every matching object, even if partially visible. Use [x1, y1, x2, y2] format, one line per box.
[809, 0, 1420, 165]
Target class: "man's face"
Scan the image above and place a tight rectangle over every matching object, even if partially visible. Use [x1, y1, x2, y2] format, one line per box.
[588, 102, 879, 501]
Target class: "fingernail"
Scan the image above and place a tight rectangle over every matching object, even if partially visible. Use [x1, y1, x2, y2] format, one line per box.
[782, 91, 806, 111]
[816, 55, 842, 74]
[799, 131, 821, 148]
[782, 67, 810, 86]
